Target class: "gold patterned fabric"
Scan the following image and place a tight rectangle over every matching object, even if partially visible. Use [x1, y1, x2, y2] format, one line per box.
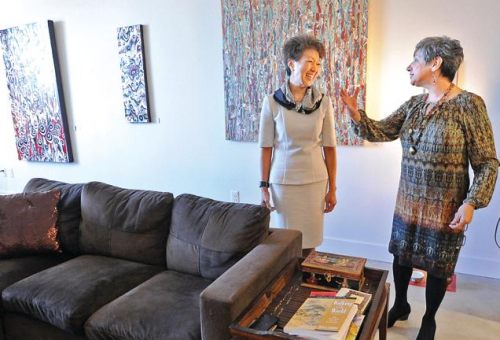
[0, 190, 61, 257]
[353, 91, 499, 278]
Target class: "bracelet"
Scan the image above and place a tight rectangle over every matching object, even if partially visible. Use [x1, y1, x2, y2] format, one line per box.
[259, 181, 270, 188]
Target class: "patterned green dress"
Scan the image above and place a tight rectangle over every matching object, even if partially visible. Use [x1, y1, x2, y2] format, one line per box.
[353, 91, 499, 278]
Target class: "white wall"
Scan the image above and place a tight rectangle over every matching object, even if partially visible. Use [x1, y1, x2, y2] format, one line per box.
[1, 0, 499, 278]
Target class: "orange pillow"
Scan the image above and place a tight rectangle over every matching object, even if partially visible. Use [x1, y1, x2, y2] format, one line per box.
[0, 190, 61, 258]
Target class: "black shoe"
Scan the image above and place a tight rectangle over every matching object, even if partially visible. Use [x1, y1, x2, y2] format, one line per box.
[416, 318, 436, 340]
[388, 303, 411, 328]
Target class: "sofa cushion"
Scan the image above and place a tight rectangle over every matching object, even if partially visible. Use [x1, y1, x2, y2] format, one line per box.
[166, 194, 270, 280]
[24, 178, 84, 256]
[3, 312, 86, 340]
[0, 255, 68, 312]
[2, 255, 163, 335]
[0, 190, 61, 258]
[79, 182, 174, 266]
[85, 270, 212, 340]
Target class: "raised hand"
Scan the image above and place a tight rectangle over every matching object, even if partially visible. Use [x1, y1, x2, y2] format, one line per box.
[340, 88, 361, 123]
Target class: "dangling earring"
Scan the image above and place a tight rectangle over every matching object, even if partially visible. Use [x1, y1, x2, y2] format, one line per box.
[432, 71, 437, 85]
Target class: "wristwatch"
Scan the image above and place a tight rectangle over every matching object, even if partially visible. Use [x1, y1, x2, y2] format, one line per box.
[259, 181, 270, 188]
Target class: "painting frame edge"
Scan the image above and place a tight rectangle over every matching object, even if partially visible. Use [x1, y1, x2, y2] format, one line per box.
[47, 20, 74, 162]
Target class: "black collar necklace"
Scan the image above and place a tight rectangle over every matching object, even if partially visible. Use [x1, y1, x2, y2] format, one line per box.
[273, 88, 323, 115]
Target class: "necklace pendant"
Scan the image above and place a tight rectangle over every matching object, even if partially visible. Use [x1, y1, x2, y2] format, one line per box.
[409, 146, 417, 155]
[408, 128, 413, 134]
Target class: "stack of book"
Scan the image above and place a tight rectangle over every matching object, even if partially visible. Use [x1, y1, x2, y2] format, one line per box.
[301, 251, 367, 290]
[284, 288, 372, 340]
[284, 297, 358, 340]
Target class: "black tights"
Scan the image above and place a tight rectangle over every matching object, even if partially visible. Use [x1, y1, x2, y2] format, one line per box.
[392, 255, 413, 310]
[423, 273, 448, 322]
[392, 256, 448, 339]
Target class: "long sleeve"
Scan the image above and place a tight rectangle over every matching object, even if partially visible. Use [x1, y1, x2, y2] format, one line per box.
[463, 95, 499, 209]
[352, 98, 415, 142]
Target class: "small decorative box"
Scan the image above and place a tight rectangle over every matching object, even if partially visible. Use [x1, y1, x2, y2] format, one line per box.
[301, 251, 367, 291]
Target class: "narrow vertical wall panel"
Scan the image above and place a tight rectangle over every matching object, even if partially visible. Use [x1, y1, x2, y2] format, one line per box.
[117, 24, 150, 123]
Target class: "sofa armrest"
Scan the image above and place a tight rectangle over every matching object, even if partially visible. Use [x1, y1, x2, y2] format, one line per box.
[200, 228, 301, 340]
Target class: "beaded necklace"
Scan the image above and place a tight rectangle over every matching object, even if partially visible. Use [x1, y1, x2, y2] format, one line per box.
[408, 83, 454, 155]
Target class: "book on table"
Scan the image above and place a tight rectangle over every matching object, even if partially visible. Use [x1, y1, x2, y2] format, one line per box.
[315, 298, 357, 332]
[336, 288, 372, 315]
[345, 315, 365, 340]
[310, 291, 337, 297]
[284, 297, 358, 340]
[301, 251, 367, 290]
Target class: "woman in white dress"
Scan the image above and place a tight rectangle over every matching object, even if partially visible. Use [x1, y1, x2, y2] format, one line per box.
[258, 34, 337, 257]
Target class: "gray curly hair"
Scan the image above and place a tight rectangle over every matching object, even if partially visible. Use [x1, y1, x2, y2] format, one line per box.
[414, 36, 464, 82]
[283, 34, 326, 76]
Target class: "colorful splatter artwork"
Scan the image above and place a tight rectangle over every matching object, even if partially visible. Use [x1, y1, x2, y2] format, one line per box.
[221, 0, 368, 145]
[0, 21, 73, 162]
[117, 24, 150, 123]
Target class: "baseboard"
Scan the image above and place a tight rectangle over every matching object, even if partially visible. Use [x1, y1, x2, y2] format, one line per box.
[318, 237, 392, 263]
[454, 255, 500, 279]
[319, 237, 500, 279]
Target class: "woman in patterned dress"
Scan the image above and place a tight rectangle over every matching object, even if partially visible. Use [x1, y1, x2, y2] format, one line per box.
[340, 36, 498, 340]
[259, 35, 337, 257]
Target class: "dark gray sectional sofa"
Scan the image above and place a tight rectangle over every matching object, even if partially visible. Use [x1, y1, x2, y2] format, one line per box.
[0, 178, 301, 340]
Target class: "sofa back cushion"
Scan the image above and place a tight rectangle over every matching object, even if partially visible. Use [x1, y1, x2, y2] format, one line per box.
[166, 194, 270, 280]
[80, 182, 173, 266]
[23, 178, 84, 256]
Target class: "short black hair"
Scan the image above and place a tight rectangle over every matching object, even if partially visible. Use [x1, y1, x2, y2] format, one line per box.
[283, 34, 326, 76]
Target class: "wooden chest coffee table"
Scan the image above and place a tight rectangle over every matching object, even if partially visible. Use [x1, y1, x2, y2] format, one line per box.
[230, 258, 389, 340]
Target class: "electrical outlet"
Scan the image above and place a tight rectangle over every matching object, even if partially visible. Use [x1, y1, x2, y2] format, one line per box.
[230, 190, 240, 203]
[7, 168, 14, 178]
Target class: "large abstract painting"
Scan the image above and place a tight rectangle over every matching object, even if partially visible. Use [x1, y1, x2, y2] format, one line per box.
[0, 21, 73, 162]
[221, 0, 369, 145]
[117, 24, 150, 123]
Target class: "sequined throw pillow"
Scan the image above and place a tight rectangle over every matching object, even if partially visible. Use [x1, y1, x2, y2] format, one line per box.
[0, 190, 61, 258]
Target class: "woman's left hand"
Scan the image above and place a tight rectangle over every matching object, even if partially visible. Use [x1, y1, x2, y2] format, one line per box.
[324, 190, 337, 213]
[340, 88, 361, 123]
[449, 203, 475, 232]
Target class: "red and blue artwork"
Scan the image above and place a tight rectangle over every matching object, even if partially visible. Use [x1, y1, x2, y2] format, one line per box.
[0, 21, 73, 162]
[117, 24, 150, 123]
[221, 0, 368, 145]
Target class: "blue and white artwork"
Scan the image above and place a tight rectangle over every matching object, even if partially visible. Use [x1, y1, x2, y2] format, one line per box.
[117, 24, 150, 123]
